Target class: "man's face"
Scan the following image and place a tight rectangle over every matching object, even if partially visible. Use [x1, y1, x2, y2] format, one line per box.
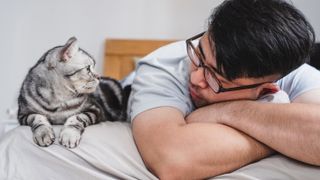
[188, 32, 279, 108]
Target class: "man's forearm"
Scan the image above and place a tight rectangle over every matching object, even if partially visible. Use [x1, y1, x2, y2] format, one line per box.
[188, 101, 320, 165]
[133, 107, 273, 179]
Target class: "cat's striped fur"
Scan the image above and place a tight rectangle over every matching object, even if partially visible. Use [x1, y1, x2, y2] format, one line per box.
[18, 37, 128, 148]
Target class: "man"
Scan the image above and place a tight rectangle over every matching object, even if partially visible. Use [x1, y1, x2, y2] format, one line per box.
[128, 0, 320, 179]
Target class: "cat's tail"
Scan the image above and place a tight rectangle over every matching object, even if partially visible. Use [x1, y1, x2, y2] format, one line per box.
[122, 85, 131, 113]
[96, 77, 128, 122]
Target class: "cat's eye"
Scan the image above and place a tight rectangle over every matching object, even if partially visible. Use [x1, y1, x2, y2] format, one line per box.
[65, 65, 91, 77]
[65, 70, 80, 77]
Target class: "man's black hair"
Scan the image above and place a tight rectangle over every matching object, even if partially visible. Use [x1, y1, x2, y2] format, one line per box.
[208, 0, 315, 80]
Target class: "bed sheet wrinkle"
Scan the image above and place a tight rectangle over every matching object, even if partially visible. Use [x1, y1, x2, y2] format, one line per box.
[0, 122, 158, 180]
[0, 126, 107, 180]
[1, 131, 23, 180]
[212, 154, 320, 180]
[69, 122, 156, 180]
[2, 121, 320, 180]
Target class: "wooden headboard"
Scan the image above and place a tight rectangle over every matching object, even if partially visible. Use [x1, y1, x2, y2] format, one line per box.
[103, 39, 175, 80]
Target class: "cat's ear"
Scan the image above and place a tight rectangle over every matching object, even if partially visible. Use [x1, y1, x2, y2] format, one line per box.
[61, 37, 79, 62]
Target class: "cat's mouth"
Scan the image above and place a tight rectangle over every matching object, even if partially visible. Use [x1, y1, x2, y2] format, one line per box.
[83, 80, 99, 91]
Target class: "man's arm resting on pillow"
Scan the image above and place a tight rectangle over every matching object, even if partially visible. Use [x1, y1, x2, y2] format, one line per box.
[187, 89, 320, 166]
[132, 107, 273, 180]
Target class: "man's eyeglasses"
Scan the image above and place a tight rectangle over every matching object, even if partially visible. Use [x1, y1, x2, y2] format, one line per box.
[186, 32, 270, 93]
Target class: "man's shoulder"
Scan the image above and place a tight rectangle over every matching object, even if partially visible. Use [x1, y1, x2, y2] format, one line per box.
[128, 41, 194, 121]
[135, 40, 189, 79]
[278, 63, 320, 100]
[139, 40, 187, 61]
[284, 63, 319, 79]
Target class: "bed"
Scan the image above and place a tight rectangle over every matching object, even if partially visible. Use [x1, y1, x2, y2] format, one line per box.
[1, 39, 320, 180]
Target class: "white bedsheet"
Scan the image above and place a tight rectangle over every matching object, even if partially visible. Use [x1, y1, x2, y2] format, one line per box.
[0, 122, 320, 180]
[0, 119, 18, 139]
[0, 122, 156, 180]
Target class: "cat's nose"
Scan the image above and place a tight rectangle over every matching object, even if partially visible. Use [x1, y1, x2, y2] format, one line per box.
[93, 73, 100, 79]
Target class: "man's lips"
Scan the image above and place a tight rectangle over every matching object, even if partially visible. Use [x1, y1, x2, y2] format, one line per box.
[189, 86, 201, 100]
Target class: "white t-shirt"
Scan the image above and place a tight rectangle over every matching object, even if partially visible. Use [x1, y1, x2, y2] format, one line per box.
[127, 41, 320, 121]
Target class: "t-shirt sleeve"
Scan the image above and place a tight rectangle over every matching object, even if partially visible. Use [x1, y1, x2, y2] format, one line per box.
[127, 41, 194, 122]
[277, 64, 320, 101]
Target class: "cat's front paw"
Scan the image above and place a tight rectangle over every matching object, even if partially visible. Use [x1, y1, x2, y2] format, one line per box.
[33, 125, 55, 147]
[59, 127, 82, 148]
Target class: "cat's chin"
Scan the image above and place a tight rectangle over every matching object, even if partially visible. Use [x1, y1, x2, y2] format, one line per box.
[79, 86, 98, 94]
[79, 80, 99, 94]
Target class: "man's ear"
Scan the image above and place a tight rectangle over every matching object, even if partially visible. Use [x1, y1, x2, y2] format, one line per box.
[256, 83, 280, 98]
[61, 37, 79, 62]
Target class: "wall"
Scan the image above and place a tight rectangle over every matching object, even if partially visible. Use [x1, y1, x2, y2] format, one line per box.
[0, 0, 319, 120]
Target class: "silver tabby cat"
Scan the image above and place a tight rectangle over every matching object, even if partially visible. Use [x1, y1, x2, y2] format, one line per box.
[18, 37, 128, 148]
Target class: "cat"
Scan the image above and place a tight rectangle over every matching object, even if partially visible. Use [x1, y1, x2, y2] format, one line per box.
[17, 37, 129, 148]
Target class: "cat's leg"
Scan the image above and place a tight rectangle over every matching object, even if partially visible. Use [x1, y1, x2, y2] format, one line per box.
[59, 112, 97, 148]
[26, 114, 55, 147]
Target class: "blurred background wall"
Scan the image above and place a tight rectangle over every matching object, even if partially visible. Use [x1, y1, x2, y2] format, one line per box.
[0, 0, 319, 120]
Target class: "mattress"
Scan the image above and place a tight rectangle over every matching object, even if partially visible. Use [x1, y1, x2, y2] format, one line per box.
[1, 121, 320, 179]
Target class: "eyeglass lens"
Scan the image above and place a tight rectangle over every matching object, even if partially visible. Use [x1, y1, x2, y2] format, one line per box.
[187, 42, 201, 67]
[204, 69, 220, 92]
[188, 41, 220, 92]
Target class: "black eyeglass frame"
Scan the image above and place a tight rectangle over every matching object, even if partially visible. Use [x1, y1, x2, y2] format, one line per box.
[186, 32, 273, 93]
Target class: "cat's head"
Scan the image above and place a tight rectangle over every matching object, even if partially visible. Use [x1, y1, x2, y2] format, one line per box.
[43, 37, 99, 94]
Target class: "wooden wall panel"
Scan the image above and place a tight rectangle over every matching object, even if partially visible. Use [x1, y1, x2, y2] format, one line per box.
[104, 39, 175, 80]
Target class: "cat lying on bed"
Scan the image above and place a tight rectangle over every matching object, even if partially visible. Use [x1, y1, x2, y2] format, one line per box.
[17, 37, 128, 148]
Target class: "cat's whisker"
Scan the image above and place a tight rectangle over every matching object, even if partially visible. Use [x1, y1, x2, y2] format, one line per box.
[64, 84, 78, 95]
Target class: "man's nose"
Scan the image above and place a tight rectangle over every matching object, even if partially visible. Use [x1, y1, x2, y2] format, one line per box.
[190, 68, 208, 89]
